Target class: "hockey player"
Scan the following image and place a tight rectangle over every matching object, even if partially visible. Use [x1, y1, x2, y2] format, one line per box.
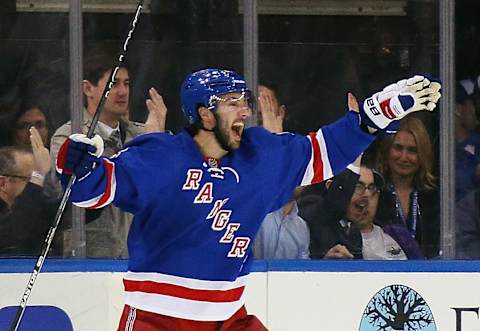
[55, 69, 441, 330]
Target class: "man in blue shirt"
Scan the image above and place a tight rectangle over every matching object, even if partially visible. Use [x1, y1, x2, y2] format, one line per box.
[455, 81, 480, 201]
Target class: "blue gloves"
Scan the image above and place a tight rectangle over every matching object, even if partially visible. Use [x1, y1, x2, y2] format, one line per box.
[56, 134, 104, 182]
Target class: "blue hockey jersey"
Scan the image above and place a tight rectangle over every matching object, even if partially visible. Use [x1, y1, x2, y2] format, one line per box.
[67, 111, 374, 321]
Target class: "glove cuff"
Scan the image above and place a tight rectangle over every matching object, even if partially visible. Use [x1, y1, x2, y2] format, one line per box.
[362, 92, 410, 130]
[361, 93, 390, 130]
[69, 133, 105, 157]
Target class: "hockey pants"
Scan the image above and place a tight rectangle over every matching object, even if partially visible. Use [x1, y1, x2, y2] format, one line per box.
[117, 304, 268, 331]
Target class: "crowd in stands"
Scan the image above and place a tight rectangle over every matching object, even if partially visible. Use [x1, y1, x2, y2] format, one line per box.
[0, 48, 479, 261]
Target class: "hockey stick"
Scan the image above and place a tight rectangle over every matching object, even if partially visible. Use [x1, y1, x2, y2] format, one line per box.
[8, 2, 144, 330]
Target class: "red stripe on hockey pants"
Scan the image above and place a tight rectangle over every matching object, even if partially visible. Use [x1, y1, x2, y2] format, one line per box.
[117, 304, 268, 331]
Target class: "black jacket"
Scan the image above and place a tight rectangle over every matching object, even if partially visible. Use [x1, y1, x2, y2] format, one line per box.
[375, 184, 440, 259]
[297, 169, 363, 259]
[0, 183, 58, 256]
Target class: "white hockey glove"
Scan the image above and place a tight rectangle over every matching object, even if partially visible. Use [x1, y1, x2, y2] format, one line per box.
[361, 75, 441, 131]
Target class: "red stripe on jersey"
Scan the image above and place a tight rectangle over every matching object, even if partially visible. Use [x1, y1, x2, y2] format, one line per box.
[87, 159, 114, 209]
[308, 132, 324, 184]
[379, 99, 396, 119]
[123, 279, 245, 303]
[56, 139, 72, 175]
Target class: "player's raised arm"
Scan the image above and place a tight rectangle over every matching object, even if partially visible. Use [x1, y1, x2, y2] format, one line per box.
[300, 75, 441, 186]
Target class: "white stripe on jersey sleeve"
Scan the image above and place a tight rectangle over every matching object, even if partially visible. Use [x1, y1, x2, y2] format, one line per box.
[72, 159, 116, 209]
[317, 130, 333, 180]
[300, 130, 333, 186]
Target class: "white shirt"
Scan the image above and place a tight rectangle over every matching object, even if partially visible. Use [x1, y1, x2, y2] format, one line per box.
[361, 225, 407, 260]
[97, 121, 120, 138]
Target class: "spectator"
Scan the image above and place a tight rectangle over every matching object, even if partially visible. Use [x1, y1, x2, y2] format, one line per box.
[0, 128, 58, 256]
[257, 84, 286, 133]
[253, 84, 310, 259]
[456, 181, 480, 258]
[375, 116, 439, 258]
[253, 187, 310, 259]
[460, 76, 480, 118]
[299, 164, 364, 259]
[455, 81, 480, 201]
[12, 101, 50, 148]
[348, 165, 410, 260]
[48, 50, 167, 258]
[298, 94, 364, 259]
[301, 161, 421, 260]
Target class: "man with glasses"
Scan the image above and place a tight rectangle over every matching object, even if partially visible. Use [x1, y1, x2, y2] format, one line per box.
[12, 102, 49, 148]
[301, 162, 414, 260]
[346, 165, 408, 260]
[0, 128, 57, 256]
[298, 161, 365, 259]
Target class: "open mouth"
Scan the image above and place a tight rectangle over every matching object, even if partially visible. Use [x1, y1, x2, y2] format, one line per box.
[353, 197, 369, 213]
[396, 162, 412, 168]
[231, 122, 244, 141]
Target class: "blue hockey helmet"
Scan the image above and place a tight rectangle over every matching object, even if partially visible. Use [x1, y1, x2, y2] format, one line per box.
[180, 68, 250, 124]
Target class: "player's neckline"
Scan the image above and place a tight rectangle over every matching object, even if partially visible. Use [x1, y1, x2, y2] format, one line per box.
[204, 156, 221, 168]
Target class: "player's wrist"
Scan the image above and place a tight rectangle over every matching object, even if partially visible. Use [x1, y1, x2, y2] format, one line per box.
[362, 94, 392, 130]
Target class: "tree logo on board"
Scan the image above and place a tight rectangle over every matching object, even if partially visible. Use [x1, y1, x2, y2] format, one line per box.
[359, 284, 436, 331]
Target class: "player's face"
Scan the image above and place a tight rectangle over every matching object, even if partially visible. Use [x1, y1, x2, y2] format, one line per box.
[345, 167, 379, 229]
[88, 67, 130, 119]
[388, 131, 419, 178]
[214, 92, 252, 151]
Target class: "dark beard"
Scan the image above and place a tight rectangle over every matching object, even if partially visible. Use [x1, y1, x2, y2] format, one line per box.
[213, 113, 233, 152]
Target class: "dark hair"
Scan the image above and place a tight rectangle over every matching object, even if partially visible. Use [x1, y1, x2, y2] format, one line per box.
[359, 157, 385, 190]
[456, 81, 471, 105]
[12, 98, 47, 125]
[0, 97, 46, 147]
[83, 51, 129, 86]
[0, 146, 32, 175]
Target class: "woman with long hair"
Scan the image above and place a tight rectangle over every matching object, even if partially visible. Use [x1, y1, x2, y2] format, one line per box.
[375, 116, 439, 258]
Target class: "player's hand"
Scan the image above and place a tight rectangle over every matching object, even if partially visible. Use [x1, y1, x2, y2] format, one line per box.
[145, 87, 167, 133]
[56, 133, 104, 180]
[258, 85, 285, 134]
[323, 244, 354, 259]
[347, 92, 360, 113]
[361, 75, 441, 131]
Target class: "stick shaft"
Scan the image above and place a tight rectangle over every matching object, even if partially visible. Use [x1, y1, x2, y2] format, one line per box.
[87, 1, 143, 138]
[8, 2, 144, 330]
